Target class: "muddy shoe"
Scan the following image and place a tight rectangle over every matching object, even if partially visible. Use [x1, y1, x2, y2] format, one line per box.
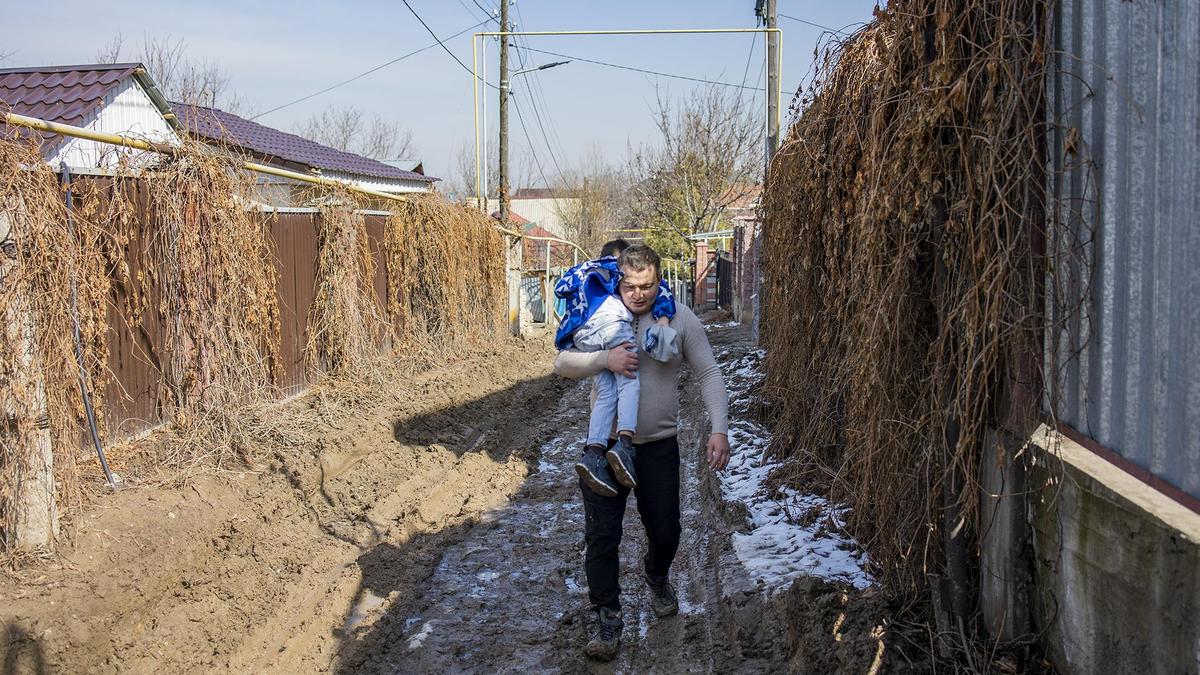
[647, 575, 679, 618]
[606, 437, 638, 489]
[576, 448, 619, 497]
[584, 607, 623, 661]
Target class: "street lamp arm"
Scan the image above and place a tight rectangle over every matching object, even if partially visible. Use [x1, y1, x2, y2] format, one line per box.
[511, 60, 571, 77]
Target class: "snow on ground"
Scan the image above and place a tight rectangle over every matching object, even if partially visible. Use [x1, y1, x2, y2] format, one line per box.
[714, 343, 874, 592]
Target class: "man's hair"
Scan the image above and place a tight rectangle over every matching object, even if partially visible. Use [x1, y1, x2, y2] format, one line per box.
[617, 244, 661, 277]
[600, 238, 630, 258]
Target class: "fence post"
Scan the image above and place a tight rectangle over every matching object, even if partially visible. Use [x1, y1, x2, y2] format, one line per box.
[506, 234, 522, 336]
[544, 240, 552, 324]
[0, 215, 58, 551]
[693, 241, 709, 311]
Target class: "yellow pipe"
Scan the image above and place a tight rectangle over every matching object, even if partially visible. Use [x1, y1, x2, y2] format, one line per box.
[477, 28, 781, 37]
[472, 35, 483, 211]
[4, 112, 409, 203]
[493, 223, 588, 256]
[777, 30, 784, 150]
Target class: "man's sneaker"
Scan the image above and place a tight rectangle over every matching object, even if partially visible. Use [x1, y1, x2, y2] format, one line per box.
[583, 607, 623, 661]
[606, 436, 638, 489]
[575, 447, 619, 497]
[647, 575, 679, 618]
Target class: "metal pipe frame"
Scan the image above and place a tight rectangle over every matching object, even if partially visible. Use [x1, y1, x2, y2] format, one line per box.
[471, 27, 783, 209]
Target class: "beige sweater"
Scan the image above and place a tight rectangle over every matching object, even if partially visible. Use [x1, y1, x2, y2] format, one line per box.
[553, 303, 729, 444]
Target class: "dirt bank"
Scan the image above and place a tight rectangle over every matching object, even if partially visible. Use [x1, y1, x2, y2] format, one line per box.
[1, 336, 568, 674]
[3, 323, 911, 674]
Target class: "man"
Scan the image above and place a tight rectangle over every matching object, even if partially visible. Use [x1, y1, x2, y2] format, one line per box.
[554, 242, 731, 661]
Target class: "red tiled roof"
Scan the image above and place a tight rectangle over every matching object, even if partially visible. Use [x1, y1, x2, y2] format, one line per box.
[512, 187, 565, 200]
[490, 210, 530, 225]
[174, 102, 438, 183]
[523, 222, 574, 266]
[0, 63, 149, 156]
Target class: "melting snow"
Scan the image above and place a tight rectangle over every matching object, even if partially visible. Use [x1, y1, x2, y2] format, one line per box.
[407, 620, 435, 650]
[715, 345, 873, 592]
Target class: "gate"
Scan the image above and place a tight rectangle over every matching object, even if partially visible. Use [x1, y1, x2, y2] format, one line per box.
[715, 252, 733, 311]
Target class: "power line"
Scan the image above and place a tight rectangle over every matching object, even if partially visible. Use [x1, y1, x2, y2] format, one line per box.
[512, 4, 570, 166]
[470, 0, 496, 20]
[402, 0, 499, 90]
[778, 13, 853, 35]
[511, 97, 555, 191]
[516, 45, 765, 92]
[253, 19, 489, 119]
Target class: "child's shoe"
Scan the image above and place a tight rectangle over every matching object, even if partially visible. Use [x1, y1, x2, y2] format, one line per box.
[606, 436, 638, 489]
[576, 446, 620, 497]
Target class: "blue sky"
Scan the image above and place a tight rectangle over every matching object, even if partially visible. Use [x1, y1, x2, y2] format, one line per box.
[2, 1, 879, 185]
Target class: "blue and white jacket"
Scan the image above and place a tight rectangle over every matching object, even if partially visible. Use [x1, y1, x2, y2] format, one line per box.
[554, 256, 675, 351]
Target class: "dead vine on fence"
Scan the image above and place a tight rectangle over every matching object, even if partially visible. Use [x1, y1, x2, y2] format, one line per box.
[761, 0, 1059, 603]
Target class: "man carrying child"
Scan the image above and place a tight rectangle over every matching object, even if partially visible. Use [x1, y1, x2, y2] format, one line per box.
[553, 241, 731, 662]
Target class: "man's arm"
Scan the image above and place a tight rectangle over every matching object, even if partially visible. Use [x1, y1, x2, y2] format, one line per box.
[553, 349, 608, 380]
[553, 344, 639, 380]
[678, 309, 729, 435]
[678, 308, 731, 470]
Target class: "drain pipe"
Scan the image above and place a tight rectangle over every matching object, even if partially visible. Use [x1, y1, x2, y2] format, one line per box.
[60, 163, 118, 489]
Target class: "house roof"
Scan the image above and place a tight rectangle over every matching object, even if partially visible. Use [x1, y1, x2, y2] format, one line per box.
[0, 62, 172, 155]
[512, 187, 572, 200]
[490, 210, 530, 226]
[174, 102, 438, 184]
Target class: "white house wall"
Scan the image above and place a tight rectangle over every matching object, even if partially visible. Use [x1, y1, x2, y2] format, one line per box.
[323, 170, 433, 194]
[486, 197, 576, 237]
[49, 79, 179, 170]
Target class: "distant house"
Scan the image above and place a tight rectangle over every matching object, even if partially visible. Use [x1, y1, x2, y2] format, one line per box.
[487, 187, 578, 238]
[0, 63, 179, 168]
[490, 210, 572, 268]
[174, 103, 438, 206]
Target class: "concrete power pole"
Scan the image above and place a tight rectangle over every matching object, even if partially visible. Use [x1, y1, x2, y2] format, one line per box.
[751, 0, 779, 344]
[499, 0, 521, 336]
[765, 0, 779, 164]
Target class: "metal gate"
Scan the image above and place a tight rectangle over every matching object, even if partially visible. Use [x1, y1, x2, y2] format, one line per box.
[715, 252, 733, 310]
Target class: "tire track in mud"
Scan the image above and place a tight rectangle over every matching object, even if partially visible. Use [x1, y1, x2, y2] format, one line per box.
[340, 326, 792, 674]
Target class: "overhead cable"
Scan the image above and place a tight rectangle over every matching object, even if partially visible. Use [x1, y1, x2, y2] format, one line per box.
[253, 19, 490, 119]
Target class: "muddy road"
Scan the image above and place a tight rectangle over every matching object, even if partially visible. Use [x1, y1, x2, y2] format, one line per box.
[3, 324, 895, 674]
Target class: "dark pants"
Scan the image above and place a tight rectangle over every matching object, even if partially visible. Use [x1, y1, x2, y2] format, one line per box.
[580, 435, 681, 612]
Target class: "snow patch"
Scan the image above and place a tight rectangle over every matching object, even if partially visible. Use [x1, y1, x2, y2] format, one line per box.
[714, 345, 873, 592]
[406, 620, 435, 650]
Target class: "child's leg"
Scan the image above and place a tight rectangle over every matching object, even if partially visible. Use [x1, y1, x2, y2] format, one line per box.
[612, 370, 640, 439]
[587, 371, 619, 447]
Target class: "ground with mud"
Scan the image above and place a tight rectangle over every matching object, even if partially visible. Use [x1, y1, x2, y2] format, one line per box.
[2, 323, 909, 674]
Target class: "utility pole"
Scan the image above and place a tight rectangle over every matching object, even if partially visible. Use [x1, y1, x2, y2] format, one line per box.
[765, 0, 779, 165]
[498, 0, 521, 336]
[754, 0, 778, 345]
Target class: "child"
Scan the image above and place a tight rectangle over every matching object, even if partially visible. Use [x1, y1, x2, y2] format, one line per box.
[554, 252, 679, 497]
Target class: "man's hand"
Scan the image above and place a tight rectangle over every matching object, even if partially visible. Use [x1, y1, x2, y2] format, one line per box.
[706, 433, 730, 471]
[606, 343, 639, 378]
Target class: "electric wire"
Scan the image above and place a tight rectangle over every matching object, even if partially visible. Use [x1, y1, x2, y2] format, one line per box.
[778, 13, 844, 34]
[507, 24, 568, 183]
[253, 18, 490, 119]
[511, 97, 556, 193]
[512, 3, 570, 168]
[402, 0, 499, 90]
[515, 45, 765, 91]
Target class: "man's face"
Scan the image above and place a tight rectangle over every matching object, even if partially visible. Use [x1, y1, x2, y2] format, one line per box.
[618, 265, 659, 315]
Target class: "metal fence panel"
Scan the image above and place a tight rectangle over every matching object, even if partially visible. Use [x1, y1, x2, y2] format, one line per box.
[1047, 0, 1200, 498]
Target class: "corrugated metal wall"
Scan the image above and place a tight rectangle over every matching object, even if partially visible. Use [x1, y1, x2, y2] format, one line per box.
[1046, 0, 1200, 499]
[270, 212, 319, 397]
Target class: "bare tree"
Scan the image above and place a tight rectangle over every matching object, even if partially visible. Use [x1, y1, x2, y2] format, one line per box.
[444, 138, 538, 208]
[296, 106, 415, 161]
[95, 34, 252, 116]
[554, 146, 628, 254]
[94, 34, 125, 65]
[446, 139, 492, 203]
[625, 84, 762, 258]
